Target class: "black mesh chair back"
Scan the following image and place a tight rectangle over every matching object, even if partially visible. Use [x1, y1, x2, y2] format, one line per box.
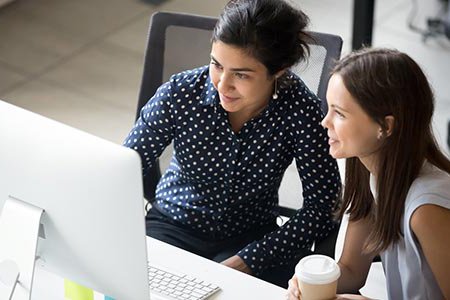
[136, 11, 343, 258]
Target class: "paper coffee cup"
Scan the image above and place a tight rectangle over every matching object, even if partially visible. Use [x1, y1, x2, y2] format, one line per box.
[295, 254, 341, 300]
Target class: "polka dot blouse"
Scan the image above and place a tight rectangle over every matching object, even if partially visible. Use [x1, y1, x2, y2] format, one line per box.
[124, 66, 341, 275]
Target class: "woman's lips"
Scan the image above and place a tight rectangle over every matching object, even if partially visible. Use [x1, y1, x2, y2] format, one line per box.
[328, 135, 338, 145]
[328, 138, 338, 145]
[220, 93, 239, 103]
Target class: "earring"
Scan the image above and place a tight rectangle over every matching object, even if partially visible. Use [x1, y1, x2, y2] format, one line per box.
[377, 130, 383, 140]
[272, 77, 278, 100]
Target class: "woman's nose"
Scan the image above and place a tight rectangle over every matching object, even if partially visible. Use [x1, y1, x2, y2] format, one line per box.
[321, 112, 330, 128]
[218, 73, 233, 92]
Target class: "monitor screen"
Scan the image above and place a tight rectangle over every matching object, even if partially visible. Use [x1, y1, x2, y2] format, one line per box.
[0, 100, 150, 300]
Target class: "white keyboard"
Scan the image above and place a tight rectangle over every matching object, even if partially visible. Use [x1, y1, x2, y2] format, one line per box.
[148, 264, 221, 300]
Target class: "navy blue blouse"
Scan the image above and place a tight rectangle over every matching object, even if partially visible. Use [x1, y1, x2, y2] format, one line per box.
[124, 66, 341, 274]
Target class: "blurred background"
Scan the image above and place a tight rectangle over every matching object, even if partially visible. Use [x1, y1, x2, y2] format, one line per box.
[0, 0, 449, 298]
[0, 0, 448, 152]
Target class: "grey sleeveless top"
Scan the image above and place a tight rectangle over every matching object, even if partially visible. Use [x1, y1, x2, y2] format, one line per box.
[371, 163, 450, 300]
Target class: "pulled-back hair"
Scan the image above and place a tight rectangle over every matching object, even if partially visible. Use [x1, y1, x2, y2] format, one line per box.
[334, 48, 450, 253]
[212, 0, 311, 76]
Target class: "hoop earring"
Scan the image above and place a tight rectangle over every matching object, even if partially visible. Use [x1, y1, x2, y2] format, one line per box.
[272, 78, 278, 100]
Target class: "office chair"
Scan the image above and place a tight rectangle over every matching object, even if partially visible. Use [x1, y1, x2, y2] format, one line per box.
[136, 11, 343, 258]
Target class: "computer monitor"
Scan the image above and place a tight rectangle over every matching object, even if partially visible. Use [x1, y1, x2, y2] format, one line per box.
[0, 100, 150, 300]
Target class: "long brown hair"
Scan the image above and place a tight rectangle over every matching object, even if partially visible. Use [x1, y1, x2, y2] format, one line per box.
[334, 48, 450, 253]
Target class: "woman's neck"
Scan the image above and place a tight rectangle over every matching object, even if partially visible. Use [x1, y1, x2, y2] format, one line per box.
[228, 99, 270, 133]
[359, 155, 378, 177]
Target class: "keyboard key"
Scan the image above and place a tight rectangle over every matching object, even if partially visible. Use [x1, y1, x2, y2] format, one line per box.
[148, 264, 220, 300]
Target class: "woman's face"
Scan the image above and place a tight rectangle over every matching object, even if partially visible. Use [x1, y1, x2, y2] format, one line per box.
[209, 41, 275, 116]
[322, 74, 382, 164]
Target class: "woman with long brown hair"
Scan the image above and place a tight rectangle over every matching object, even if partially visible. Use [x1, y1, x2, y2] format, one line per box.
[288, 48, 450, 299]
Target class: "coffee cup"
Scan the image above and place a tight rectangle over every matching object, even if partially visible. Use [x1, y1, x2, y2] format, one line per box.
[295, 254, 340, 300]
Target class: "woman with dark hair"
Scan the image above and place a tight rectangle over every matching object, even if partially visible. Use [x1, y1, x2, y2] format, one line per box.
[288, 48, 450, 299]
[125, 0, 341, 287]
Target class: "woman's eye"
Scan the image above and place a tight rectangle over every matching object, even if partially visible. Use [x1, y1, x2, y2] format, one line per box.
[334, 109, 345, 118]
[235, 73, 248, 79]
[210, 61, 223, 70]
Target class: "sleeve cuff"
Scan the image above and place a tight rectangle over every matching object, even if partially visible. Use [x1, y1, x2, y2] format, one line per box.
[237, 241, 273, 276]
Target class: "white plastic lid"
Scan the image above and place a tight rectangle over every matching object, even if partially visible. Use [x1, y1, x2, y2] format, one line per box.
[295, 254, 341, 285]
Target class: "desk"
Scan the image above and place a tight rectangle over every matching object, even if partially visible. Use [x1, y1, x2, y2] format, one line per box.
[31, 237, 286, 299]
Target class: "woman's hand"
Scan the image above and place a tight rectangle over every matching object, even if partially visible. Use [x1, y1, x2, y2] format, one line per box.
[335, 295, 374, 300]
[221, 255, 252, 274]
[286, 275, 300, 299]
[287, 275, 375, 300]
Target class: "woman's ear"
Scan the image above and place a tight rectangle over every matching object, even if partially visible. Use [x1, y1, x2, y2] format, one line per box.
[384, 115, 395, 137]
[274, 69, 287, 79]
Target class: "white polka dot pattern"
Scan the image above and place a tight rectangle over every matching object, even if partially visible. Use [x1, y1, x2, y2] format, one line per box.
[124, 66, 341, 275]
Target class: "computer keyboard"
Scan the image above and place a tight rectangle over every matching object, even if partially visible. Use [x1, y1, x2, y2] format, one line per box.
[148, 264, 221, 300]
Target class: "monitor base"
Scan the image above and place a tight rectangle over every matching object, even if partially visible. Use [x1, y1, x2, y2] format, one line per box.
[0, 196, 44, 300]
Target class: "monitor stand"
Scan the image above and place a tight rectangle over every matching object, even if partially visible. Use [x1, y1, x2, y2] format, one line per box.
[0, 196, 44, 300]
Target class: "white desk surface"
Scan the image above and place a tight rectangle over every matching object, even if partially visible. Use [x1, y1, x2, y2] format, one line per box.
[32, 237, 286, 299]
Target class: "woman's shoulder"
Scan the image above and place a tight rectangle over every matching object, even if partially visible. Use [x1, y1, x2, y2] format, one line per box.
[411, 163, 450, 195]
[164, 65, 217, 108]
[169, 65, 210, 87]
[278, 72, 325, 125]
[283, 71, 322, 110]
[405, 163, 450, 218]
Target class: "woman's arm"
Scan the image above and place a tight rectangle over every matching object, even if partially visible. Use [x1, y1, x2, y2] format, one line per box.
[237, 96, 342, 275]
[337, 217, 378, 293]
[123, 81, 176, 173]
[287, 216, 378, 299]
[410, 204, 450, 299]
